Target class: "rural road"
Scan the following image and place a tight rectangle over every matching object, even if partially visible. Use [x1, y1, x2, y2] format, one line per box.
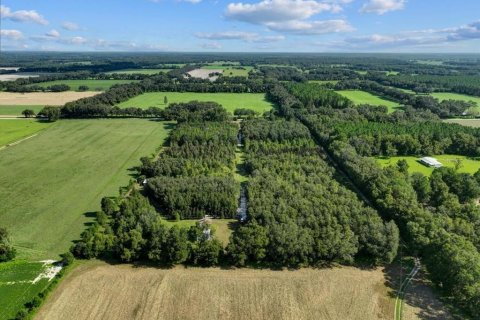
[394, 258, 421, 320]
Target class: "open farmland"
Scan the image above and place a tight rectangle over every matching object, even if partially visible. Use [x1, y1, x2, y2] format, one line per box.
[375, 154, 480, 176]
[118, 92, 273, 113]
[106, 68, 172, 75]
[430, 92, 480, 110]
[0, 119, 171, 260]
[0, 260, 55, 320]
[0, 119, 52, 147]
[0, 105, 44, 116]
[336, 90, 401, 112]
[201, 65, 254, 77]
[37, 261, 394, 320]
[444, 119, 480, 127]
[0, 91, 99, 105]
[31, 79, 140, 91]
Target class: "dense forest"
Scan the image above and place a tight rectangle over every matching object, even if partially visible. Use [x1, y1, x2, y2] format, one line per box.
[267, 81, 480, 317]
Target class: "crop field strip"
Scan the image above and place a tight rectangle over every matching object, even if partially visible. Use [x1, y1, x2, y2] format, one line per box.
[0, 119, 172, 260]
[118, 92, 273, 114]
[37, 261, 394, 320]
[0, 119, 52, 147]
[0, 91, 99, 105]
[0, 105, 44, 116]
[335, 90, 401, 112]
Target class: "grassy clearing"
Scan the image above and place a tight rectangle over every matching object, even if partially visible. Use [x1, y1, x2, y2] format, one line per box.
[0, 105, 44, 116]
[430, 92, 480, 110]
[201, 65, 254, 77]
[0, 119, 52, 147]
[444, 119, 480, 127]
[0, 260, 50, 320]
[37, 261, 394, 320]
[336, 90, 401, 113]
[0, 91, 99, 105]
[161, 219, 235, 246]
[0, 119, 172, 260]
[106, 69, 172, 75]
[375, 155, 480, 176]
[118, 92, 273, 114]
[32, 80, 140, 91]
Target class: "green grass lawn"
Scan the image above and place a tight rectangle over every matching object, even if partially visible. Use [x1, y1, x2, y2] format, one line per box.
[430, 92, 480, 110]
[201, 65, 254, 77]
[375, 155, 480, 176]
[118, 92, 273, 114]
[0, 105, 44, 116]
[0, 119, 52, 147]
[0, 260, 50, 320]
[106, 69, 172, 75]
[0, 119, 172, 260]
[32, 80, 140, 91]
[336, 90, 401, 113]
[161, 219, 236, 247]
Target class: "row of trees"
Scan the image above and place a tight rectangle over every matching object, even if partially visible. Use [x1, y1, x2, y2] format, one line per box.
[228, 118, 399, 267]
[335, 80, 477, 118]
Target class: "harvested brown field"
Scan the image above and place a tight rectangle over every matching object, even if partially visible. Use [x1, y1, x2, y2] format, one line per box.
[37, 261, 394, 320]
[187, 68, 223, 80]
[0, 91, 99, 106]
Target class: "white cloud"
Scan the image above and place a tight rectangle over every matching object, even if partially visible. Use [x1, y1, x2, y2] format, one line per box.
[337, 20, 480, 50]
[0, 5, 48, 25]
[225, 0, 354, 36]
[45, 29, 60, 38]
[225, 0, 343, 24]
[267, 19, 354, 34]
[360, 0, 405, 15]
[195, 31, 285, 43]
[0, 29, 23, 40]
[62, 21, 79, 31]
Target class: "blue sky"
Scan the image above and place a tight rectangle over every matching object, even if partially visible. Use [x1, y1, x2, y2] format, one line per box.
[1, 0, 479, 52]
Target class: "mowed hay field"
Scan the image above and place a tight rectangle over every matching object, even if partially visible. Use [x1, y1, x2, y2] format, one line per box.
[118, 92, 273, 114]
[37, 261, 394, 320]
[0, 105, 43, 116]
[0, 119, 171, 260]
[0, 91, 99, 105]
[444, 119, 480, 127]
[376, 154, 480, 176]
[336, 90, 401, 113]
[0, 119, 52, 147]
[32, 79, 140, 91]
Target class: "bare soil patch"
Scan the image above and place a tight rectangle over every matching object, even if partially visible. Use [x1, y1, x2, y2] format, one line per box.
[37, 261, 394, 320]
[0, 91, 99, 105]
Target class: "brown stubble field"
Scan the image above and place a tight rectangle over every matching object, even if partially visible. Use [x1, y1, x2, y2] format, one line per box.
[37, 261, 394, 320]
[0, 91, 99, 105]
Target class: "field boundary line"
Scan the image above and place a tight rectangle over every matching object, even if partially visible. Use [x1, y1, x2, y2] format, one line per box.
[394, 258, 421, 320]
[0, 134, 38, 151]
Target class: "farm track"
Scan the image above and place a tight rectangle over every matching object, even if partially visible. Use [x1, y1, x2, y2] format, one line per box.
[394, 258, 421, 320]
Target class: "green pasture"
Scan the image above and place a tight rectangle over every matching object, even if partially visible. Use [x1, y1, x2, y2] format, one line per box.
[308, 80, 338, 85]
[336, 90, 401, 113]
[201, 65, 254, 77]
[0, 105, 44, 116]
[32, 79, 140, 91]
[430, 92, 480, 110]
[118, 92, 273, 114]
[0, 260, 50, 320]
[0, 119, 52, 147]
[0, 119, 172, 260]
[375, 155, 480, 176]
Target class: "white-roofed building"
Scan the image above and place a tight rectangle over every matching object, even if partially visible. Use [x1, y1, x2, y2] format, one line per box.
[419, 157, 442, 168]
